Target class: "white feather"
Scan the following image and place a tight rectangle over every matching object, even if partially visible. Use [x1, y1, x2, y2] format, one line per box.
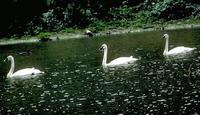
[100, 44, 138, 68]
[163, 34, 196, 56]
[166, 46, 195, 55]
[5, 55, 44, 78]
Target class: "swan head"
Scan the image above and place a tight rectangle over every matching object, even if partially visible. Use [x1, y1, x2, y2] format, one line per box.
[163, 34, 169, 39]
[4, 55, 13, 62]
[99, 44, 107, 51]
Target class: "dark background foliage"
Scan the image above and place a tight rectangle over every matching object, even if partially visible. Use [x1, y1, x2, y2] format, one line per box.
[0, 0, 200, 37]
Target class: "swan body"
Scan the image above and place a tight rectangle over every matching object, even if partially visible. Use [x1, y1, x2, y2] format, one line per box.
[5, 55, 44, 78]
[163, 34, 196, 56]
[164, 46, 195, 56]
[99, 44, 138, 68]
[108, 56, 138, 66]
[10, 68, 43, 77]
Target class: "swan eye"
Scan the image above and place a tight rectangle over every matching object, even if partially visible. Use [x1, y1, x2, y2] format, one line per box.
[99, 46, 104, 51]
[3, 58, 7, 62]
[163, 35, 165, 38]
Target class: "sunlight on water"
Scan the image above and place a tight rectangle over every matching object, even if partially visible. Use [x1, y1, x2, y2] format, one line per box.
[1, 28, 200, 114]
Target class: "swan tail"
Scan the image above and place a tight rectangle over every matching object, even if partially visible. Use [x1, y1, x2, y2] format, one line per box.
[40, 71, 45, 74]
[130, 56, 140, 60]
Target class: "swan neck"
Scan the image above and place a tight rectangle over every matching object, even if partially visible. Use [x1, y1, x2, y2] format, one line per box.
[102, 47, 107, 67]
[7, 57, 15, 78]
[164, 37, 169, 56]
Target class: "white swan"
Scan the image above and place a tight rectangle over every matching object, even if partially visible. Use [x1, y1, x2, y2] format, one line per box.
[5, 55, 44, 78]
[163, 34, 196, 56]
[99, 44, 138, 68]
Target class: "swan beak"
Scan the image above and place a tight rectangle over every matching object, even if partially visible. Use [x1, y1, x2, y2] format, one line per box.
[162, 35, 165, 39]
[99, 46, 103, 51]
[3, 58, 7, 62]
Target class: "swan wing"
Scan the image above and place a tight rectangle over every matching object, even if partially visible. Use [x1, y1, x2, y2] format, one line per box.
[167, 46, 195, 55]
[12, 68, 44, 77]
[108, 56, 138, 66]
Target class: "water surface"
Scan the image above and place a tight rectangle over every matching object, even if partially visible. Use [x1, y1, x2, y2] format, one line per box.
[1, 28, 200, 114]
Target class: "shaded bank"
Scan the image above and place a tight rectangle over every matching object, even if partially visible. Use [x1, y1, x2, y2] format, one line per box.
[1, 22, 200, 45]
[0, 0, 200, 38]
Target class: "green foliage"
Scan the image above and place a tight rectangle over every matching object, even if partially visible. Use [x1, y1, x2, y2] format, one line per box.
[133, 10, 152, 27]
[151, 0, 173, 16]
[37, 32, 51, 39]
[46, 0, 54, 6]
[150, 0, 198, 20]
[89, 20, 108, 32]
[35, 0, 200, 35]
[1, 0, 200, 38]
[108, 6, 135, 20]
[62, 28, 76, 33]
[41, 9, 64, 31]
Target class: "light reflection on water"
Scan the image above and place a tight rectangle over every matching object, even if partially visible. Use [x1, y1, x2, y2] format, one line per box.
[0, 28, 200, 114]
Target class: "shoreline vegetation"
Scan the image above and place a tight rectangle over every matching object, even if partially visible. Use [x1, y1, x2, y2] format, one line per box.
[1, 0, 200, 45]
[0, 18, 200, 45]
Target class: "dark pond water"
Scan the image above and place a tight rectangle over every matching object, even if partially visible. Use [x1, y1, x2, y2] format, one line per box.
[1, 28, 200, 114]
